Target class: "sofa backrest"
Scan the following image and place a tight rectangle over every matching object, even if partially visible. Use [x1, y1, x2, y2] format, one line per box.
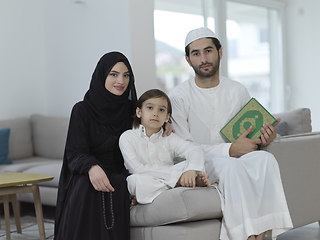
[0, 117, 33, 160]
[31, 114, 69, 159]
[273, 108, 312, 135]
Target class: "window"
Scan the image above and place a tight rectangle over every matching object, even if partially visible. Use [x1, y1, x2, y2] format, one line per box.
[154, 0, 285, 112]
[226, 1, 284, 111]
[154, 0, 215, 93]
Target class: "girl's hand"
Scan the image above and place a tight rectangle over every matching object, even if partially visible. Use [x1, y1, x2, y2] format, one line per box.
[179, 170, 197, 188]
[162, 122, 175, 137]
[88, 165, 115, 192]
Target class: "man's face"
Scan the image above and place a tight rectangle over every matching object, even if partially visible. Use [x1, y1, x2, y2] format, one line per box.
[186, 38, 221, 78]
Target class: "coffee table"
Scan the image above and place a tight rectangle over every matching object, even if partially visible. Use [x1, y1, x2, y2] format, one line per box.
[0, 172, 54, 240]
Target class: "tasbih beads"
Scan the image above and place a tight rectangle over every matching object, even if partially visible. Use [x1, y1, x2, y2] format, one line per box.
[102, 191, 114, 230]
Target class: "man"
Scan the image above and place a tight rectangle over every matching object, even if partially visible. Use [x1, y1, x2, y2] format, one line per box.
[169, 27, 293, 240]
[170, 27, 279, 158]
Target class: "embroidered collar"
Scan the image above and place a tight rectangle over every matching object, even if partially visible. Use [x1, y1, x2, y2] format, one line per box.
[135, 125, 163, 140]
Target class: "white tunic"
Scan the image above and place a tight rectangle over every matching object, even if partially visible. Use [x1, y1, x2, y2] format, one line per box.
[169, 76, 251, 157]
[119, 125, 205, 204]
[169, 77, 293, 240]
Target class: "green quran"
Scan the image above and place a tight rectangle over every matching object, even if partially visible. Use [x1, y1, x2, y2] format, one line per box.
[220, 98, 278, 143]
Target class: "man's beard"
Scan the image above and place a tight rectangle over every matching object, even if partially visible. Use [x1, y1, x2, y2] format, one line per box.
[190, 55, 220, 78]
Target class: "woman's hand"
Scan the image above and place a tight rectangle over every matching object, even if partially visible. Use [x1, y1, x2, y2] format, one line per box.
[162, 122, 175, 137]
[88, 165, 114, 192]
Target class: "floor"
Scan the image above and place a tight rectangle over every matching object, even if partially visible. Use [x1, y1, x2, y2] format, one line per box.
[0, 216, 54, 240]
[0, 203, 319, 239]
[0, 203, 54, 240]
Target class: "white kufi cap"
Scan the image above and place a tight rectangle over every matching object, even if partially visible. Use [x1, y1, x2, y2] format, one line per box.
[185, 27, 218, 47]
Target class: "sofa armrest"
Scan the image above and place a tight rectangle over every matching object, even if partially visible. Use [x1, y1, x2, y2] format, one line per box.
[262, 132, 320, 228]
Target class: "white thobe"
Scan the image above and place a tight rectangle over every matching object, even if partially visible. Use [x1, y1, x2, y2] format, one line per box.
[119, 125, 205, 204]
[169, 77, 293, 240]
[169, 76, 251, 157]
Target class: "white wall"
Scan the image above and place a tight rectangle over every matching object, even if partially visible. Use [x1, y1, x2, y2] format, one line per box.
[286, 0, 320, 131]
[43, 0, 132, 117]
[0, 0, 156, 119]
[1, 0, 319, 131]
[0, 1, 47, 118]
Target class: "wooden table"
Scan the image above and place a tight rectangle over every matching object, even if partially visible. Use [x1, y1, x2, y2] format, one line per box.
[0, 172, 54, 240]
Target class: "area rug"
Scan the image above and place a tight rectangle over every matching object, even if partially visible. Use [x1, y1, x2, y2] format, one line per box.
[0, 215, 54, 240]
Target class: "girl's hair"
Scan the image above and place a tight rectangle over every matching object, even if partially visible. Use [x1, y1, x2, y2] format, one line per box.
[132, 89, 172, 129]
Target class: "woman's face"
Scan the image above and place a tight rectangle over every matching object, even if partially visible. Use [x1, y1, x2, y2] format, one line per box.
[105, 62, 130, 95]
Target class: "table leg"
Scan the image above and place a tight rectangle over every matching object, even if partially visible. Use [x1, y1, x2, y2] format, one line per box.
[32, 185, 46, 240]
[3, 195, 11, 240]
[10, 194, 22, 233]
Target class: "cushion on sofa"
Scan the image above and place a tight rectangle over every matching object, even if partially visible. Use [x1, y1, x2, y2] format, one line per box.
[274, 122, 289, 136]
[131, 219, 221, 240]
[0, 118, 33, 160]
[23, 162, 62, 187]
[0, 157, 60, 173]
[273, 108, 312, 135]
[130, 186, 222, 227]
[17, 186, 58, 207]
[0, 128, 12, 164]
[31, 114, 69, 159]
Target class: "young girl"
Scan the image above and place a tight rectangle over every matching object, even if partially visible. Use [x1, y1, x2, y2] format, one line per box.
[119, 89, 210, 204]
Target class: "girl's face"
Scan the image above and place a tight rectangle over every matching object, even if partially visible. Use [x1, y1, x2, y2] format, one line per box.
[105, 62, 130, 95]
[136, 97, 170, 137]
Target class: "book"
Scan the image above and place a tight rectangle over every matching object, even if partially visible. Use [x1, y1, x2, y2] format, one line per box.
[220, 98, 278, 143]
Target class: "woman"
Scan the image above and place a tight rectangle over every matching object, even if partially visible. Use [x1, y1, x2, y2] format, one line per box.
[54, 52, 137, 240]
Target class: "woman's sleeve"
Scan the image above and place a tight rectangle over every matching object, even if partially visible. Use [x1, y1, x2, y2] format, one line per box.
[65, 103, 100, 175]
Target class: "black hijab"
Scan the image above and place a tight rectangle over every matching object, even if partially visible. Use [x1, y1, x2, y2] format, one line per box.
[83, 52, 137, 134]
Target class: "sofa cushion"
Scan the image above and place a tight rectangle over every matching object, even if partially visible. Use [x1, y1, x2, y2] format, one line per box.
[275, 122, 289, 136]
[130, 186, 222, 227]
[17, 186, 58, 207]
[273, 108, 312, 135]
[131, 219, 221, 240]
[0, 128, 12, 164]
[0, 118, 33, 160]
[23, 161, 62, 187]
[31, 114, 69, 159]
[0, 157, 60, 173]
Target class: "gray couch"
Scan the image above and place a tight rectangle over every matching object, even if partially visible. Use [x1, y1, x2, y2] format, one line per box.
[0, 109, 319, 240]
[0, 114, 68, 206]
[130, 108, 320, 240]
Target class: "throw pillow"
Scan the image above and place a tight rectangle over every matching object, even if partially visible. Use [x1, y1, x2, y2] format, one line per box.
[275, 121, 288, 136]
[0, 128, 13, 164]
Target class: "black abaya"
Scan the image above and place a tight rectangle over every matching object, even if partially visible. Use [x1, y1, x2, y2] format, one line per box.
[54, 52, 137, 240]
[54, 103, 131, 240]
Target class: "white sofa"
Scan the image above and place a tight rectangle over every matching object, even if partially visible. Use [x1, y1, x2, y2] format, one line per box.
[0, 114, 68, 206]
[130, 108, 320, 240]
[0, 109, 319, 240]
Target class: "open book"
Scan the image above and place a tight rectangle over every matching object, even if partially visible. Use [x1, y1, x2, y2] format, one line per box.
[220, 98, 277, 143]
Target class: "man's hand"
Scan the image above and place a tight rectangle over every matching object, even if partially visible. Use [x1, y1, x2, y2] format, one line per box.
[229, 126, 261, 157]
[162, 122, 175, 137]
[88, 165, 114, 192]
[260, 118, 280, 146]
[178, 170, 197, 188]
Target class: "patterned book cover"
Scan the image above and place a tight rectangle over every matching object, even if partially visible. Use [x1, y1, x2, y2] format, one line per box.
[220, 98, 278, 143]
